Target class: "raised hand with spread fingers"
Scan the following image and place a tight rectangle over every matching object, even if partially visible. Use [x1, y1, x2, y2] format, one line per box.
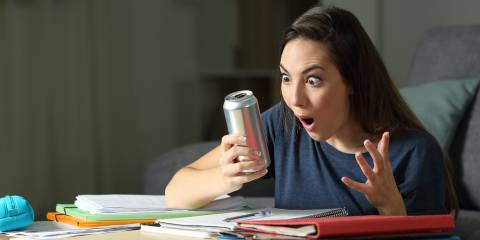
[341, 132, 407, 216]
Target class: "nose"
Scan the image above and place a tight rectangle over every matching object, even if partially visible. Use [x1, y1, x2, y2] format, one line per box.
[290, 81, 306, 107]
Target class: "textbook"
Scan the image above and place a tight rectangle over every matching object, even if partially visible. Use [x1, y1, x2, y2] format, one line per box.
[236, 214, 455, 239]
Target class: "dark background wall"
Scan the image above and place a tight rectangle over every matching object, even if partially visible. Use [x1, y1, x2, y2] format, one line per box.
[0, 0, 317, 218]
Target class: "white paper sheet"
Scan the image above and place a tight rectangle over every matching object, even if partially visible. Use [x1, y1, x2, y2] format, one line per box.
[0, 221, 139, 239]
[74, 194, 245, 213]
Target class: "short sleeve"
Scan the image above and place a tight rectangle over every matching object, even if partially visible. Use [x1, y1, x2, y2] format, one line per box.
[397, 134, 448, 215]
[261, 103, 282, 178]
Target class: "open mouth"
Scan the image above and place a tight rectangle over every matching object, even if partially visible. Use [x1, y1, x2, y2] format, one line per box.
[298, 117, 315, 129]
[302, 118, 314, 125]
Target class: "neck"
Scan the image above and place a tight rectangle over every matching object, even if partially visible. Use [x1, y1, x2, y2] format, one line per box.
[326, 119, 375, 154]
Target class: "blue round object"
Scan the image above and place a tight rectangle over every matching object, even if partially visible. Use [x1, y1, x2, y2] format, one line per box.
[0, 195, 34, 232]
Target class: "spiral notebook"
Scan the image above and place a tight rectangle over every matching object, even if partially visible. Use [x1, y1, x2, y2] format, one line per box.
[257, 207, 348, 221]
[141, 207, 348, 237]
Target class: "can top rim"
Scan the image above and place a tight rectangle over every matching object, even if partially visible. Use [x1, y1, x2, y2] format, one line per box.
[224, 90, 253, 101]
[223, 90, 256, 110]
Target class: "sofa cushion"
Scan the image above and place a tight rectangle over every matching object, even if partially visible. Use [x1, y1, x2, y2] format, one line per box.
[450, 85, 480, 210]
[409, 25, 480, 85]
[400, 79, 480, 149]
[455, 210, 480, 240]
[144, 141, 219, 195]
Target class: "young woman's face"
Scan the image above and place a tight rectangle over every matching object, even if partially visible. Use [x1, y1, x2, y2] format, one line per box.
[280, 38, 351, 141]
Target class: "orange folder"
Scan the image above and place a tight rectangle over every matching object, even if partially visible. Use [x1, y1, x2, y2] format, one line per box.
[46, 212, 155, 228]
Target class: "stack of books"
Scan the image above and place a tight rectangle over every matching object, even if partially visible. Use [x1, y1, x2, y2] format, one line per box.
[46, 194, 246, 228]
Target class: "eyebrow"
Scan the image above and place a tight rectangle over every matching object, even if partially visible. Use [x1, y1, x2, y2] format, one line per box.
[279, 64, 325, 75]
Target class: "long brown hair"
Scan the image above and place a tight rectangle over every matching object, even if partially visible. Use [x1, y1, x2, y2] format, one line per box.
[279, 5, 458, 214]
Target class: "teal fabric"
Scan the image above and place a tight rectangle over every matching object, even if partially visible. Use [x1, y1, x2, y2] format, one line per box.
[0, 195, 34, 231]
[400, 79, 480, 149]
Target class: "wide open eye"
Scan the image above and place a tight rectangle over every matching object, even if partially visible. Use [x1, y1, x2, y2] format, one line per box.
[280, 73, 291, 82]
[306, 76, 322, 86]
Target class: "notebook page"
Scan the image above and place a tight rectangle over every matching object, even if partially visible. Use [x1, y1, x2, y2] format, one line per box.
[155, 208, 347, 231]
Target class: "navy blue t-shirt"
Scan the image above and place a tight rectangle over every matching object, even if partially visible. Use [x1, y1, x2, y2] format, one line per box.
[261, 103, 448, 215]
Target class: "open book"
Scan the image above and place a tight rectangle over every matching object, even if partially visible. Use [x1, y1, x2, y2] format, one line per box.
[236, 214, 455, 238]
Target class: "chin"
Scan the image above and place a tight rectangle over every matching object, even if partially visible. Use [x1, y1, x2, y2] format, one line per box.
[306, 131, 328, 142]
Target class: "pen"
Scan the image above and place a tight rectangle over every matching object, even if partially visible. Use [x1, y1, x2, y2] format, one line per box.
[223, 210, 272, 222]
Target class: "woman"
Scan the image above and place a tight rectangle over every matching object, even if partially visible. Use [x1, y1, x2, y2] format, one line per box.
[165, 5, 456, 216]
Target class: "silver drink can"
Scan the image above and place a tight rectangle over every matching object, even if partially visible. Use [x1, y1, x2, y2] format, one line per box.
[223, 90, 271, 172]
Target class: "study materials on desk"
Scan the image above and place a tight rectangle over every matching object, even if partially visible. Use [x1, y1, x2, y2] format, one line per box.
[236, 214, 455, 239]
[141, 207, 348, 238]
[46, 212, 155, 228]
[55, 194, 243, 221]
[74, 194, 245, 213]
[0, 221, 139, 239]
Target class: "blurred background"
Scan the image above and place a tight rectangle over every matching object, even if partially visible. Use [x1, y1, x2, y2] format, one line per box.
[1, 0, 480, 217]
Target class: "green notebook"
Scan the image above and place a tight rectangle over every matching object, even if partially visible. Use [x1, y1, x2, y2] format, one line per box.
[56, 204, 222, 221]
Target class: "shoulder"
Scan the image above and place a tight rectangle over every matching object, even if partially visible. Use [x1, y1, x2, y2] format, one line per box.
[261, 103, 284, 132]
[390, 130, 444, 170]
[262, 103, 291, 144]
[392, 131, 442, 156]
[391, 131, 448, 215]
[262, 102, 282, 120]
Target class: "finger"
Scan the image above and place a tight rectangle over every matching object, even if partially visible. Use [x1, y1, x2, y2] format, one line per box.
[380, 132, 391, 167]
[230, 169, 268, 185]
[221, 134, 246, 152]
[220, 145, 261, 165]
[364, 139, 384, 172]
[223, 159, 266, 176]
[355, 152, 375, 181]
[341, 176, 368, 194]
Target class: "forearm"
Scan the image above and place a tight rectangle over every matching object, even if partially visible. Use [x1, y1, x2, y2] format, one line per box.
[165, 166, 228, 209]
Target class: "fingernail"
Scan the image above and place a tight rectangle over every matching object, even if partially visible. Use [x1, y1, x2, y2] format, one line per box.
[255, 150, 262, 157]
[385, 132, 390, 138]
[364, 139, 370, 146]
[241, 136, 247, 144]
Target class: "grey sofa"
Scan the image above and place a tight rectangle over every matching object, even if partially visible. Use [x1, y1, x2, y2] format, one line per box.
[409, 25, 480, 239]
[144, 25, 480, 239]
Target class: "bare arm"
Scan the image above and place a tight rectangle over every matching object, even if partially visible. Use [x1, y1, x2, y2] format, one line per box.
[165, 134, 268, 209]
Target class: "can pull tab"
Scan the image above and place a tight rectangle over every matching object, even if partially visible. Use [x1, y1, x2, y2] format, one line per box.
[5, 195, 19, 216]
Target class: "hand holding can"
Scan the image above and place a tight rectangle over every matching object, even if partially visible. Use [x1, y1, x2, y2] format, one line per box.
[223, 90, 271, 172]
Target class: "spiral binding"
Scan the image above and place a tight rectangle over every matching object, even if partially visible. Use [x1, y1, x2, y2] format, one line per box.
[296, 207, 348, 219]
